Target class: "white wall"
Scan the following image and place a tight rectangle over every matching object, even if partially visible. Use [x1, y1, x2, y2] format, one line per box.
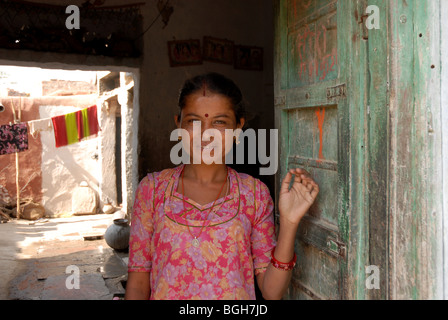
[120, 72, 140, 215]
[40, 105, 100, 217]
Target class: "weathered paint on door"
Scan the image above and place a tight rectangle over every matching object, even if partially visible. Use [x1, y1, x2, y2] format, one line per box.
[275, 0, 445, 300]
[274, 0, 352, 300]
[388, 0, 444, 300]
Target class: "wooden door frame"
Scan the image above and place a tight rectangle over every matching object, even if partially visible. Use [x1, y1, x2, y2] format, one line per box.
[346, 0, 445, 300]
[442, 0, 448, 301]
[274, 0, 445, 299]
[388, 0, 444, 300]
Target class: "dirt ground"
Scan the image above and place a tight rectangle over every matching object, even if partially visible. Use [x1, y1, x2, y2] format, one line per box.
[0, 214, 128, 300]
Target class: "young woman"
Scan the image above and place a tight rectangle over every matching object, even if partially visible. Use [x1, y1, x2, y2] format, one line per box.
[125, 73, 319, 300]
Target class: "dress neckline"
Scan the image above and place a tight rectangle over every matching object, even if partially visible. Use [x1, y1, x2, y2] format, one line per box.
[163, 165, 241, 227]
[172, 164, 234, 209]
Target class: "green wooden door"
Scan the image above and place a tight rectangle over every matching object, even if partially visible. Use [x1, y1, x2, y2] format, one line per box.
[274, 0, 386, 299]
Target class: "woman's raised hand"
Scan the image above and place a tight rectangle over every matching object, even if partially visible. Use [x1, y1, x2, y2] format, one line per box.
[278, 168, 319, 226]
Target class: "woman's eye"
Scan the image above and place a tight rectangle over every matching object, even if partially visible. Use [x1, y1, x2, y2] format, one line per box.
[214, 120, 226, 125]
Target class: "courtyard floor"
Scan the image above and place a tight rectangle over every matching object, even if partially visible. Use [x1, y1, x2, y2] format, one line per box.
[0, 214, 128, 300]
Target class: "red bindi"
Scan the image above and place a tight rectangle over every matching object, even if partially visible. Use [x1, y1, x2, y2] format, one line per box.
[205, 113, 209, 118]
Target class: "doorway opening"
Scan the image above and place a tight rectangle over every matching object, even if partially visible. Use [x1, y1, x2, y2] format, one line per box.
[0, 64, 140, 220]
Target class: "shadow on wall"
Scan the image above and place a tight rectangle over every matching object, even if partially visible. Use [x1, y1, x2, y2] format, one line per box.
[39, 104, 100, 218]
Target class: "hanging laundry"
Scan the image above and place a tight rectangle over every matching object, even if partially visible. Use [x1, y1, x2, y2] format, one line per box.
[27, 118, 53, 139]
[86, 105, 100, 136]
[51, 105, 100, 148]
[52, 113, 68, 148]
[76, 105, 100, 141]
[0, 123, 29, 155]
[65, 111, 79, 145]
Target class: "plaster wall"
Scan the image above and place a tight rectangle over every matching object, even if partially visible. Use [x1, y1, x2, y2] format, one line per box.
[138, 0, 275, 178]
[97, 97, 118, 209]
[119, 72, 139, 214]
[39, 101, 99, 217]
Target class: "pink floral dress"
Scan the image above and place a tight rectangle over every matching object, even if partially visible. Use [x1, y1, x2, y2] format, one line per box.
[128, 165, 277, 300]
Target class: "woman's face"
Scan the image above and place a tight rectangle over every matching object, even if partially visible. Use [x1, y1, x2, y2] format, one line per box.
[176, 91, 245, 165]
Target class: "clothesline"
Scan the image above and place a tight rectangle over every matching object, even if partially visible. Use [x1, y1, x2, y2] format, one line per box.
[0, 105, 100, 156]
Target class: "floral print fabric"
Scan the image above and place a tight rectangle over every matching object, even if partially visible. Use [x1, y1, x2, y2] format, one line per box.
[128, 165, 277, 300]
[0, 123, 28, 155]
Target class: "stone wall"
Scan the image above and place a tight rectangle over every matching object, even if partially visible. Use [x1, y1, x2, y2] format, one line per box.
[42, 80, 97, 96]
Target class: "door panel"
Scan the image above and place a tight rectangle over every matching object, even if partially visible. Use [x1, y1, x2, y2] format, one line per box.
[275, 0, 352, 300]
[293, 241, 341, 300]
[287, 4, 338, 87]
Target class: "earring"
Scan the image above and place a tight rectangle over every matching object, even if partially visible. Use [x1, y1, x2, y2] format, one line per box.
[234, 136, 240, 145]
[178, 136, 182, 141]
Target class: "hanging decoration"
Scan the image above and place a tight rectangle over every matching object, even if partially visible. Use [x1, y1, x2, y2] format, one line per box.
[167, 36, 264, 71]
[234, 45, 264, 71]
[202, 36, 234, 65]
[167, 39, 202, 67]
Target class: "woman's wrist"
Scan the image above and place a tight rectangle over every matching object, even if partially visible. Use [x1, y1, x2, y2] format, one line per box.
[270, 247, 297, 270]
[273, 217, 299, 264]
[278, 213, 301, 231]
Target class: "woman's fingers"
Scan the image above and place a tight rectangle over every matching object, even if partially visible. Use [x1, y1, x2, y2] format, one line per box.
[289, 168, 310, 177]
[292, 174, 312, 189]
[284, 168, 319, 198]
[310, 181, 319, 199]
[290, 169, 319, 195]
[280, 171, 293, 194]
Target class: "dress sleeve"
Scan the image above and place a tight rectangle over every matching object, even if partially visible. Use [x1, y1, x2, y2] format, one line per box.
[128, 174, 155, 273]
[251, 179, 277, 275]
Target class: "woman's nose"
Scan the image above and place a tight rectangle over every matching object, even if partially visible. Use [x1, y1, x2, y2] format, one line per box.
[201, 120, 213, 132]
[202, 120, 222, 142]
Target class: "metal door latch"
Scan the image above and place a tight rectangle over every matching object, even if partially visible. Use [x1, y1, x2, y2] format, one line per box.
[326, 84, 346, 100]
[327, 238, 346, 258]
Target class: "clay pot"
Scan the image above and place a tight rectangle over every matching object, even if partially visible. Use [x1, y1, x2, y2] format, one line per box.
[104, 218, 130, 251]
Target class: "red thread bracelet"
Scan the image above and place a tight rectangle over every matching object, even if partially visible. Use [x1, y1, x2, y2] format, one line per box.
[270, 247, 297, 271]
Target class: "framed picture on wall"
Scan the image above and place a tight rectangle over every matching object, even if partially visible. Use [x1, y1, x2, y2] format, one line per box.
[167, 39, 202, 67]
[203, 36, 234, 65]
[234, 45, 264, 71]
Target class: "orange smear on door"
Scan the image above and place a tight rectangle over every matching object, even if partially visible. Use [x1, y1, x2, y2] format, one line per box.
[315, 108, 325, 161]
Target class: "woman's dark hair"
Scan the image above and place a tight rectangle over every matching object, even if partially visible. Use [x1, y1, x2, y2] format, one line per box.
[178, 72, 246, 125]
